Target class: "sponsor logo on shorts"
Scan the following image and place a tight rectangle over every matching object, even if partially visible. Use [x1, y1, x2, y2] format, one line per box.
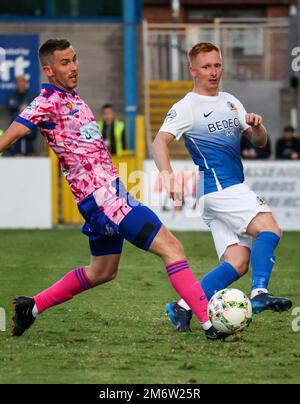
[105, 224, 117, 237]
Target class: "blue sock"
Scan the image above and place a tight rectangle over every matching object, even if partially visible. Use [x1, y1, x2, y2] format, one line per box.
[200, 262, 240, 301]
[251, 231, 280, 291]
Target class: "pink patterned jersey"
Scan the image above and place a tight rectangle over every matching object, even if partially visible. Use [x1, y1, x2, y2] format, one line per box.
[16, 83, 119, 203]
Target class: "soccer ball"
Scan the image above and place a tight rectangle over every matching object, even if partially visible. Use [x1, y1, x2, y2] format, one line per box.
[208, 288, 252, 334]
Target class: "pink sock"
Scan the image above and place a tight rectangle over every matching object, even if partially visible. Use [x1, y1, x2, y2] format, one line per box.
[166, 260, 209, 324]
[34, 267, 93, 314]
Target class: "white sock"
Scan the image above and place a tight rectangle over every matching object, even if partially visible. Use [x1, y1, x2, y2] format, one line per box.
[251, 288, 268, 299]
[32, 304, 39, 318]
[177, 299, 191, 311]
[178, 299, 212, 330]
[177, 299, 213, 330]
[201, 320, 212, 331]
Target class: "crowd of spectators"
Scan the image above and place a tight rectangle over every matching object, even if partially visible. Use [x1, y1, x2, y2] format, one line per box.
[241, 125, 299, 160]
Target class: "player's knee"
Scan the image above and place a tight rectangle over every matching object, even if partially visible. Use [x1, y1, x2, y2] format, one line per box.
[249, 213, 282, 238]
[234, 259, 249, 276]
[103, 270, 118, 283]
[164, 234, 185, 261]
[274, 227, 282, 238]
[257, 227, 282, 238]
[226, 257, 249, 276]
[93, 271, 117, 285]
[88, 264, 118, 285]
[173, 238, 185, 258]
[150, 226, 185, 261]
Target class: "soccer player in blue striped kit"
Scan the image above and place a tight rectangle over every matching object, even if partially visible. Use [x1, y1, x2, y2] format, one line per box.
[152, 42, 292, 332]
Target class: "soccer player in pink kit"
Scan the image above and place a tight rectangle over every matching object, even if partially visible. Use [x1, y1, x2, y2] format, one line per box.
[0, 39, 226, 340]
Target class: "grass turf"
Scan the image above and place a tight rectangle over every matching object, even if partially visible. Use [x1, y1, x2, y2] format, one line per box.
[0, 229, 299, 384]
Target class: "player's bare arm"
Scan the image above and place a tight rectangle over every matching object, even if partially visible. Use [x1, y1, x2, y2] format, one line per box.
[0, 122, 30, 152]
[152, 131, 183, 202]
[152, 131, 174, 173]
[243, 113, 268, 148]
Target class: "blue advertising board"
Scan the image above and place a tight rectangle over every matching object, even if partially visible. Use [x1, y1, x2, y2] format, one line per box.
[0, 35, 39, 105]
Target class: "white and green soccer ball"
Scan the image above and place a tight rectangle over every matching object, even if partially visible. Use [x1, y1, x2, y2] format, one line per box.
[208, 288, 252, 334]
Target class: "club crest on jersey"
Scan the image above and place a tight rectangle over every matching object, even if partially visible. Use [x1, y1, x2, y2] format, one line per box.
[80, 121, 102, 143]
[165, 109, 177, 123]
[227, 101, 237, 112]
[66, 102, 73, 109]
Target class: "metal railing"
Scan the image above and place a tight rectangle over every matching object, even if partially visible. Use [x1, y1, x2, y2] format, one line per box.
[143, 18, 289, 82]
[143, 18, 290, 155]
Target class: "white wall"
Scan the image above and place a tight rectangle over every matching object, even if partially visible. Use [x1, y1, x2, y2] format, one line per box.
[0, 157, 52, 228]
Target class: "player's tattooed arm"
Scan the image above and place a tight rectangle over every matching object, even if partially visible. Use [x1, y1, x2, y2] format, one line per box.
[243, 113, 268, 148]
[0, 122, 31, 152]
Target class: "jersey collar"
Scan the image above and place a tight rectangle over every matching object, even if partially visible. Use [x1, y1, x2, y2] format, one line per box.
[189, 91, 220, 102]
[42, 83, 76, 96]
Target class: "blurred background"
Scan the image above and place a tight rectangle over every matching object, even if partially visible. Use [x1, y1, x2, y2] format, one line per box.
[0, 0, 299, 229]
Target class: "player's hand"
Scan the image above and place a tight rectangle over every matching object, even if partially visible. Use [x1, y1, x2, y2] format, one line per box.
[163, 172, 183, 202]
[249, 148, 257, 158]
[245, 113, 262, 127]
[169, 181, 184, 203]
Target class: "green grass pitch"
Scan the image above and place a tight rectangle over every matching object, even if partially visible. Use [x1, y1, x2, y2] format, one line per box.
[0, 229, 299, 384]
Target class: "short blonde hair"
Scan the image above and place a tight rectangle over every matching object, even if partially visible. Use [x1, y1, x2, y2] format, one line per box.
[188, 42, 221, 65]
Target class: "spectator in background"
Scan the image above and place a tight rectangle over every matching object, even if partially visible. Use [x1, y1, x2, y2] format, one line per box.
[97, 103, 126, 156]
[6, 75, 37, 156]
[275, 125, 300, 160]
[240, 133, 271, 159]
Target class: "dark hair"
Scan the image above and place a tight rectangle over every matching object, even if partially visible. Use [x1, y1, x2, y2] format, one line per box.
[283, 125, 295, 133]
[101, 103, 113, 111]
[39, 39, 71, 65]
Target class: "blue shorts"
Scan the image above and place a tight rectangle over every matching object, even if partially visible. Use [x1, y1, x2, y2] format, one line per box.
[78, 179, 162, 256]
